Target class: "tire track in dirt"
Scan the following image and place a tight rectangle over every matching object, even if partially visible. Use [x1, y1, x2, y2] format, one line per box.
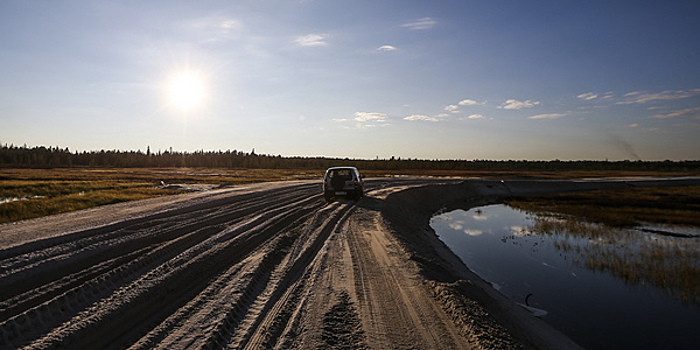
[320, 291, 367, 350]
[0, 183, 312, 303]
[1, 178, 491, 350]
[0, 183, 329, 349]
[343, 198, 473, 350]
[237, 200, 356, 350]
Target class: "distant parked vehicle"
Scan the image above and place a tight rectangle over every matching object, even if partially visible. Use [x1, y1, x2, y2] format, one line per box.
[322, 167, 364, 202]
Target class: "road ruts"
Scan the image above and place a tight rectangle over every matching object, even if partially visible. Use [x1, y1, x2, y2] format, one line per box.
[0, 182, 322, 349]
[0, 178, 454, 350]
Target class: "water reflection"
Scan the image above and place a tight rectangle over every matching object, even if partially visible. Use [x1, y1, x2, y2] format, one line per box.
[431, 204, 700, 350]
[529, 214, 700, 305]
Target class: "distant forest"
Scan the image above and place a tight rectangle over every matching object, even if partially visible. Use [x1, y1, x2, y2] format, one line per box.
[1, 144, 699, 172]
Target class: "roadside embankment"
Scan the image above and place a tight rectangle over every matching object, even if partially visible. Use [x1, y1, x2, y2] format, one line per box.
[379, 177, 700, 349]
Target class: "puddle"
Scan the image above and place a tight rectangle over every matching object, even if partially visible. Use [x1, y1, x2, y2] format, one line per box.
[431, 204, 700, 350]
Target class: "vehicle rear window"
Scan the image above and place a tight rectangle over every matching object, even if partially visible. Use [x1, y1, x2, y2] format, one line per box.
[329, 169, 352, 179]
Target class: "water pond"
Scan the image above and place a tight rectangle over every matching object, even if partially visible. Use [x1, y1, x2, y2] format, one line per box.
[431, 204, 700, 350]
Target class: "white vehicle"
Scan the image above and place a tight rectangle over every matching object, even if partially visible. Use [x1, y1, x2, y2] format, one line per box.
[322, 167, 364, 202]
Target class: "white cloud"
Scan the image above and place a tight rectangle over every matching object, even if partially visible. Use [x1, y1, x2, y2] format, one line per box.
[463, 229, 483, 236]
[466, 114, 485, 119]
[509, 226, 528, 237]
[528, 113, 568, 120]
[185, 17, 242, 42]
[404, 114, 437, 122]
[617, 89, 700, 105]
[294, 34, 329, 47]
[377, 45, 397, 51]
[627, 123, 639, 128]
[577, 92, 598, 100]
[355, 112, 388, 122]
[500, 99, 540, 110]
[458, 99, 483, 106]
[356, 122, 390, 128]
[651, 107, 700, 119]
[401, 17, 437, 30]
[449, 221, 464, 231]
[444, 105, 459, 113]
[220, 19, 242, 32]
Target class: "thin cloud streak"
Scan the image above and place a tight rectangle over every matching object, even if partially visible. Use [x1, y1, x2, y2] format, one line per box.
[500, 99, 540, 110]
[294, 34, 329, 46]
[401, 17, 437, 30]
[354, 112, 388, 122]
[529, 113, 568, 120]
[404, 114, 439, 122]
[616, 89, 700, 104]
[651, 107, 700, 119]
[377, 45, 397, 51]
[577, 92, 598, 100]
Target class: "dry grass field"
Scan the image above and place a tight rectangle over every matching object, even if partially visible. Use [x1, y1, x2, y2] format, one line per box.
[0, 168, 323, 224]
[2, 167, 699, 224]
[507, 186, 700, 304]
[507, 186, 700, 227]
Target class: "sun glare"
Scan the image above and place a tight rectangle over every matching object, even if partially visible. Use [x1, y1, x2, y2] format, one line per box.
[167, 70, 206, 112]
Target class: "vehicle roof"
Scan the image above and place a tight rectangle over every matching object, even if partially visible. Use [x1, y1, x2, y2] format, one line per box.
[326, 166, 359, 171]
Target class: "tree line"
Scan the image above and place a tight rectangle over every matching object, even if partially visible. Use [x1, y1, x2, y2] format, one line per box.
[1, 144, 699, 172]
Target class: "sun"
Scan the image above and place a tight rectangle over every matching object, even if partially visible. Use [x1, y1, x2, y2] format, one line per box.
[167, 70, 207, 112]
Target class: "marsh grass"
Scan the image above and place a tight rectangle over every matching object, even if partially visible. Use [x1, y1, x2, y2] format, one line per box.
[0, 167, 325, 224]
[518, 188, 700, 304]
[507, 186, 700, 227]
[2, 167, 698, 224]
[0, 186, 174, 223]
[361, 169, 699, 179]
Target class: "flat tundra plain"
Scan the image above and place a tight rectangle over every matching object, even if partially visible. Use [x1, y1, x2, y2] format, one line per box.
[2, 177, 697, 350]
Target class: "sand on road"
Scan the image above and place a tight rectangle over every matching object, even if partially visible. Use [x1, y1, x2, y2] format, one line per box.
[3, 177, 697, 349]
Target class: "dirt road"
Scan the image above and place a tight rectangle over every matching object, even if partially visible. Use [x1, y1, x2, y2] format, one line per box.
[4, 177, 695, 349]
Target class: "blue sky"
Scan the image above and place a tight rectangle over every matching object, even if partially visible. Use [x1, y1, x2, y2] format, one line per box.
[1, 0, 699, 160]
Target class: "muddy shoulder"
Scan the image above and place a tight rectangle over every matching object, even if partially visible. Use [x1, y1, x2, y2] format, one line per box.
[380, 181, 584, 350]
